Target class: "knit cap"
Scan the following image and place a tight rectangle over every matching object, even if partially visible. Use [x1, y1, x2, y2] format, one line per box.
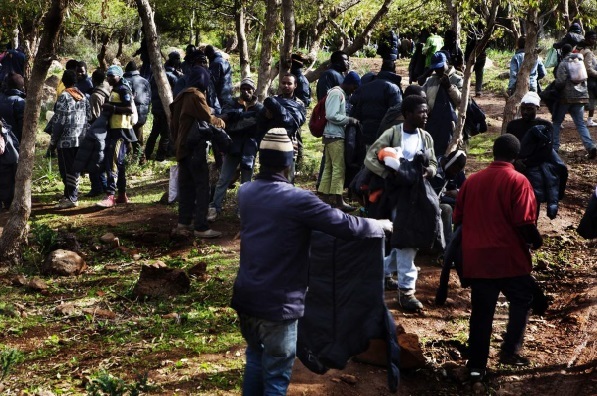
[259, 128, 294, 168]
[343, 71, 361, 87]
[493, 134, 520, 161]
[521, 91, 541, 107]
[240, 77, 256, 90]
[106, 65, 124, 77]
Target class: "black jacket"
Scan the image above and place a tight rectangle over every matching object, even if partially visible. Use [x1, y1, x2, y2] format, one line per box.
[0, 89, 25, 142]
[291, 65, 311, 108]
[222, 96, 264, 169]
[298, 231, 400, 393]
[124, 70, 151, 124]
[72, 114, 107, 174]
[151, 66, 179, 114]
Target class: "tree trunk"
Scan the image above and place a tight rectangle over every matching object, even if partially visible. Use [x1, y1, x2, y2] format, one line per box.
[236, 0, 251, 79]
[278, 0, 295, 80]
[445, 0, 460, 37]
[135, 0, 173, 124]
[0, 0, 68, 267]
[225, 34, 238, 53]
[256, 0, 281, 100]
[501, 8, 539, 134]
[116, 33, 125, 59]
[97, 33, 111, 72]
[445, 0, 500, 155]
[305, 0, 394, 82]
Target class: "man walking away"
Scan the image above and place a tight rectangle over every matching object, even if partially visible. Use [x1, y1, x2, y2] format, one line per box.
[124, 61, 151, 164]
[454, 134, 542, 382]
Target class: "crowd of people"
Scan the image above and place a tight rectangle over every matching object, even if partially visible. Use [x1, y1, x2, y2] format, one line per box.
[0, 22, 596, 393]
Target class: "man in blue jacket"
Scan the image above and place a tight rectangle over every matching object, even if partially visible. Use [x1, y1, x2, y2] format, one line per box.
[205, 45, 233, 107]
[316, 50, 349, 101]
[232, 128, 392, 395]
[124, 61, 151, 164]
[0, 72, 25, 142]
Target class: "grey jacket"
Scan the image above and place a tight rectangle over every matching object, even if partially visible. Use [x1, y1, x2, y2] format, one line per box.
[323, 86, 349, 138]
[555, 53, 589, 104]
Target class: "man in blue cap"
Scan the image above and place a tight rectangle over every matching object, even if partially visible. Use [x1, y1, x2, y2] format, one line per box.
[96, 65, 136, 208]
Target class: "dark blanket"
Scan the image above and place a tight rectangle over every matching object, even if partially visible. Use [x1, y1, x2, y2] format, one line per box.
[297, 232, 400, 392]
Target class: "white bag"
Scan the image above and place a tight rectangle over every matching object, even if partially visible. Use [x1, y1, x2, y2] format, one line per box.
[566, 54, 588, 84]
[168, 165, 178, 204]
[130, 100, 139, 126]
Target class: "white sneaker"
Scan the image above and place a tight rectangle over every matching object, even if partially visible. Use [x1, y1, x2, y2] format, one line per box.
[207, 207, 218, 222]
[587, 119, 597, 127]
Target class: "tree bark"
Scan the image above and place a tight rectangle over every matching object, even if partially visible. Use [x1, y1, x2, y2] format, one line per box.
[236, 0, 251, 79]
[445, 0, 500, 155]
[135, 0, 173, 124]
[256, 0, 282, 100]
[278, 0, 295, 80]
[501, 8, 539, 134]
[0, 0, 69, 267]
[445, 0, 460, 37]
[97, 33, 111, 72]
[305, 0, 394, 82]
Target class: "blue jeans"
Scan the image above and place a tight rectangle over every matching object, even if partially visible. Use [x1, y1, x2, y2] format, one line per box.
[239, 314, 297, 396]
[384, 247, 418, 290]
[210, 154, 253, 212]
[552, 103, 595, 152]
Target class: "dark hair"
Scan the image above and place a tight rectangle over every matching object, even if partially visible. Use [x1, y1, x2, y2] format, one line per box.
[62, 70, 77, 87]
[330, 50, 348, 64]
[77, 61, 87, 69]
[281, 73, 296, 83]
[6, 72, 24, 91]
[91, 69, 105, 86]
[401, 95, 427, 116]
[403, 84, 425, 98]
[493, 134, 520, 161]
[65, 59, 78, 71]
[562, 44, 573, 57]
[185, 44, 196, 54]
[444, 29, 457, 40]
[381, 59, 396, 72]
[204, 45, 215, 57]
[517, 36, 526, 49]
[125, 60, 138, 72]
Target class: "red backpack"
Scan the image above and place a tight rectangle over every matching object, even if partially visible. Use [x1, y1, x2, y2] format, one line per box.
[308, 95, 327, 138]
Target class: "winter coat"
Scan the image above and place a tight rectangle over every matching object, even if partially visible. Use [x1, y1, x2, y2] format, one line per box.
[258, 95, 306, 141]
[423, 67, 463, 113]
[350, 76, 402, 145]
[169, 87, 225, 160]
[173, 70, 222, 115]
[508, 49, 547, 92]
[0, 49, 25, 81]
[89, 82, 111, 122]
[51, 89, 90, 149]
[385, 151, 445, 250]
[208, 52, 233, 107]
[408, 41, 426, 84]
[124, 70, 151, 125]
[152, 66, 179, 114]
[316, 67, 344, 101]
[323, 86, 349, 139]
[518, 125, 568, 219]
[298, 231, 399, 392]
[0, 123, 19, 165]
[291, 65, 312, 108]
[377, 30, 399, 61]
[222, 96, 263, 169]
[76, 77, 94, 97]
[425, 85, 458, 156]
[72, 114, 108, 174]
[555, 53, 590, 104]
[0, 88, 25, 142]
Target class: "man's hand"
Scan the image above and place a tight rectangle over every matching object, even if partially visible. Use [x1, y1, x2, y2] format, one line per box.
[348, 117, 360, 125]
[102, 103, 115, 114]
[440, 75, 451, 89]
[212, 117, 226, 129]
[376, 219, 393, 233]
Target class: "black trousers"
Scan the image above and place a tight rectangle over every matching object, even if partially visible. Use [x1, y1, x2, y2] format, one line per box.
[145, 112, 169, 160]
[467, 275, 534, 369]
[177, 141, 210, 232]
[57, 147, 80, 202]
[0, 163, 16, 208]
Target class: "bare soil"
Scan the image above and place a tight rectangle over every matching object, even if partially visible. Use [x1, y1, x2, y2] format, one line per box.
[0, 60, 596, 395]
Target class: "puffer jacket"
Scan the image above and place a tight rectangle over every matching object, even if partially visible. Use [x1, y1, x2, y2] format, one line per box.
[124, 70, 151, 125]
[350, 76, 402, 145]
[377, 30, 399, 61]
[258, 95, 306, 141]
[208, 52, 233, 106]
[0, 89, 25, 142]
[151, 66, 179, 114]
[519, 125, 568, 219]
[555, 53, 589, 104]
[292, 65, 311, 107]
[222, 96, 264, 168]
[72, 114, 108, 174]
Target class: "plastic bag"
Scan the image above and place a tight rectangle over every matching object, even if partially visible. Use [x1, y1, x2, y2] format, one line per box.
[168, 165, 178, 204]
[544, 47, 558, 68]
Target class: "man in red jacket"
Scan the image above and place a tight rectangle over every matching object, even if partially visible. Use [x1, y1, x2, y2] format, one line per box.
[454, 134, 542, 382]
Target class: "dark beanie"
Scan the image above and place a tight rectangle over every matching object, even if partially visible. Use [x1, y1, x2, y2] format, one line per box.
[493, 134, 520, 161]
[6, 72, 24, 91]
[259, 128, 294, 168]
[125, 60, 137, 72]
[186, 65, 210, 92]
[343, 71, 361, 87]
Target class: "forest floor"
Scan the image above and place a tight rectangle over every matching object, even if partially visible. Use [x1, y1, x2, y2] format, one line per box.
[0, 59, 595, 395]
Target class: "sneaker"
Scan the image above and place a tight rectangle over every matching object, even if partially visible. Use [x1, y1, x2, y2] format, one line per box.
[115, 193, 129, 204]
[207, 207, 218, 222]
[96, 195, 116, 208]
[588, 147, 597, 160]
[55, 198, 78, 209]
[586, 119, 597, 127]
[469, 368, 486, 382]
[498, 352, 530, 367]
[384, 276, 399, 291]
[194, 229, 222, 239]
[398, 289, 424, 311]
[172, 223, 193, 237]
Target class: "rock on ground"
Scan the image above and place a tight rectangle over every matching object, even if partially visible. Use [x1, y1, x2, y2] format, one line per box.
[43, 249, 87, 276]
[132, 265, 191, 298]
